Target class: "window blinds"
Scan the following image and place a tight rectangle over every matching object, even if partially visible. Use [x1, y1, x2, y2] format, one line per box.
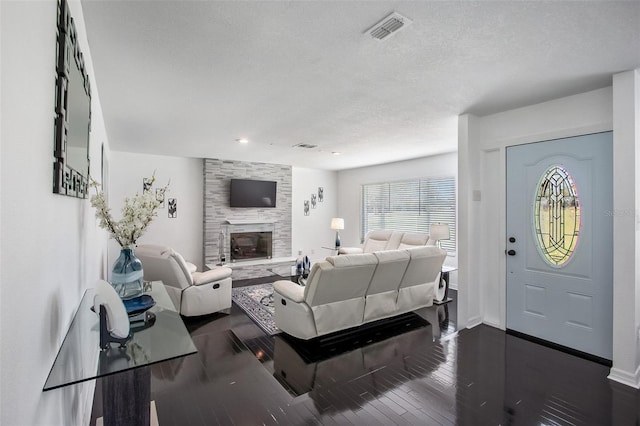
[361, 177, 456, 253]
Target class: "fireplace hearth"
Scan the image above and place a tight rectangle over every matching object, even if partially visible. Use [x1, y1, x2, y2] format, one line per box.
[230, 231, 273, 262]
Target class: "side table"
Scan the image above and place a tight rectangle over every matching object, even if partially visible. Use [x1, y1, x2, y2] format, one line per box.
[321, 246, 339, 255]
[434, 265, 457, 305]
[44, 281, 197, 426]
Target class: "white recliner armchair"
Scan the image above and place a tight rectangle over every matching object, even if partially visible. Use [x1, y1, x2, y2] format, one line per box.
[135, 244, 232, 317]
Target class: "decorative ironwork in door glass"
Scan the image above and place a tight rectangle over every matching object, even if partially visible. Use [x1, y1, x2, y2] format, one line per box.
[533, 165, 581, 267]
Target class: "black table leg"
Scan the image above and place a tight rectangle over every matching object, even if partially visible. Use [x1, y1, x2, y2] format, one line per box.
[103, 366, 151, 426]
[434, 270, 453, 305]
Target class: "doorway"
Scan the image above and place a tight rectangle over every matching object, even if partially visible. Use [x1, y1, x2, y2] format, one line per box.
[505, 132, 613, 360]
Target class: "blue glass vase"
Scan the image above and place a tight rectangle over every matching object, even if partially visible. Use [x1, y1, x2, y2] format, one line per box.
[111, 248, 144, 300]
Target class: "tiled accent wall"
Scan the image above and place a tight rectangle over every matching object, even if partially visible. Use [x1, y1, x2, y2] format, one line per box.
[203, 159, 292, 267]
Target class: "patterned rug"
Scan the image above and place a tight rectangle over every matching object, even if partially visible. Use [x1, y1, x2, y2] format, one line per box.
[231, 283, 280, 335]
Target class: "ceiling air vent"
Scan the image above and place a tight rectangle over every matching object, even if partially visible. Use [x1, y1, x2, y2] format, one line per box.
[365, 12, 413, 40]
[293, 143, 318, 149]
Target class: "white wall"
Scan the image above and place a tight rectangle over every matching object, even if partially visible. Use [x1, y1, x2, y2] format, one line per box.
[1, 0, 110, 424]
[292, 167, 338, 262]
[610, 70, 640, 387]
[458, 80, 640, 388]
[107, 159, 338, 271]
[108, 152, 204, 270]
[336, 152, 459, 283]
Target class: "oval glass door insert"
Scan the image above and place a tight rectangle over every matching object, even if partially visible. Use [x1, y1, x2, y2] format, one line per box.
[533, 165, 581, 266]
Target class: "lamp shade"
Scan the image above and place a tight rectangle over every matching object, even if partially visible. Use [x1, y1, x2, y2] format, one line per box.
[330, 218, 344, 230]
[430, 223, 450, 241]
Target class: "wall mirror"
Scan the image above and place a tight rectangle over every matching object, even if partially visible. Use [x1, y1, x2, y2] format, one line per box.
[53, 0, 91, 198]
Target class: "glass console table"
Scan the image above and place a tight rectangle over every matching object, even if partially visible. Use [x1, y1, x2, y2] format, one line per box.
[43, 281, 197, 425]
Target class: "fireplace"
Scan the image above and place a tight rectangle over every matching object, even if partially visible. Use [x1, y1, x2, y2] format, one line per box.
[230, 231, 273, 262]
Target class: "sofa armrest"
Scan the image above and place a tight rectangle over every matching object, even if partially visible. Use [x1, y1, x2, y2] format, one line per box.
[338, 247, 363, 255]
[273, 280, 305, 303]
[185, 261, 197, 274]
[192, 267, 232, 286]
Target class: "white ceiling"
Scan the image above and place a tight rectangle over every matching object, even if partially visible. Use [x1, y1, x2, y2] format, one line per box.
[81, 1, 640, 170]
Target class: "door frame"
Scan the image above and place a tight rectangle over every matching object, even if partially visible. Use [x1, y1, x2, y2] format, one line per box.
[470, 125, 613, 332]
[457, 76, 640, 388]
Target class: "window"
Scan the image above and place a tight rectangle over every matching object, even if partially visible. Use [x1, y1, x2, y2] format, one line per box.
[533, 165, 580, 267]
[361, 177, 456, 253]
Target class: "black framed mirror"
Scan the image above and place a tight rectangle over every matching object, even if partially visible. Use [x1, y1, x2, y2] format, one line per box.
[53, 0, 91, 198]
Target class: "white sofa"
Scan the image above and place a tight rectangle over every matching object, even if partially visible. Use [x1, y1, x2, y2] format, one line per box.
[338, 230, 435, 255]
[273, 245, 446, 340]
[135, 244, 233, 317]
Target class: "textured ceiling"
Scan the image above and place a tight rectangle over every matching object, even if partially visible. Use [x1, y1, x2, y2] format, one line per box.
[81, 1, 640, 170]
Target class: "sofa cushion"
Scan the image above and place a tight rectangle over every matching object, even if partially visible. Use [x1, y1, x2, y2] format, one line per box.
[363, 250, 411, 322]
[362, 237, 389, 253]
[169, 249, 195, 285]
[383, 231, 404, 250]
[367, 250, 410, 295]
[306, 254, 377, 307]
[400, 246, 447, 289]
[326, 253, 378, 268]
[397, 232, 429, 249]
[361, 230, 393, 252]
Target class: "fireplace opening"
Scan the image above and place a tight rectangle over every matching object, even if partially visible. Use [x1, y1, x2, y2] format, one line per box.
[230, 231, 272, 262]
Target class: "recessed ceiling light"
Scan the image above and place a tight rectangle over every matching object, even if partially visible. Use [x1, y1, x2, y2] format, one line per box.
[236, 138, 249, 144]
[332, 151, 341, 156]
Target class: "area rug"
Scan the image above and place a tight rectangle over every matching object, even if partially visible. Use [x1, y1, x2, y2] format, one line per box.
[231, 283, 280, 335]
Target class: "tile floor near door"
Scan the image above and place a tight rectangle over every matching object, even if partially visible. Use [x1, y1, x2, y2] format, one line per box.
[91, 280, 640, 426]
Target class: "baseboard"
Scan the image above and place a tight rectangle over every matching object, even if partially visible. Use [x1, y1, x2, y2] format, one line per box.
[465, 316, 483, 329]
[608, 366, 640, 389]
[482, 319, 504, 330]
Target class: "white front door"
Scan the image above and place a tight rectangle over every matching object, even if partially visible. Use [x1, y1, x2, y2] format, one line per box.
[506, 132, 613, 360]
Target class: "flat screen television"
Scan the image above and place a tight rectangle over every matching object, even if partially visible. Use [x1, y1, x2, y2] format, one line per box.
[230, 179, 277, 208]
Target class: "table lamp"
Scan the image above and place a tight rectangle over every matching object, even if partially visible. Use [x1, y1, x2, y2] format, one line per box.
[330, 218, 344, 249]
[430, 223, 450, 248]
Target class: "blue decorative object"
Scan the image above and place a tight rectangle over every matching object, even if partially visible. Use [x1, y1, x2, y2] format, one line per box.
[111, 248, 144, 300]
[123, 295, 156, 316]
[296, 251, 312, 279]
[302, 255, 311, 278]
[296, 250, 304, 277]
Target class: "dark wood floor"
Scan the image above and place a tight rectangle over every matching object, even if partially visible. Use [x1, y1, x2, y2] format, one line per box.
[91, 279, 640, 425]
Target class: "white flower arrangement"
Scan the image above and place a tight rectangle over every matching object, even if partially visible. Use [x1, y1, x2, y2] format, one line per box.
[90, 174, 169, 249]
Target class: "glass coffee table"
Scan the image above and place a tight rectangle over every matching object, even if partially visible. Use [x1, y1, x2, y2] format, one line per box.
[43, 281, 197, 426]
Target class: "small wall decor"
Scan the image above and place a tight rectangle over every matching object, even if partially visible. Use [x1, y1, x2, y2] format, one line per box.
[143, 178, 153, 193]
[318, 187, 324, 202]
[311, 193, 317, 208]
[168, 198, 177, 218]
[156, 187, 166, 208]
[304, 200, 310, 216]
